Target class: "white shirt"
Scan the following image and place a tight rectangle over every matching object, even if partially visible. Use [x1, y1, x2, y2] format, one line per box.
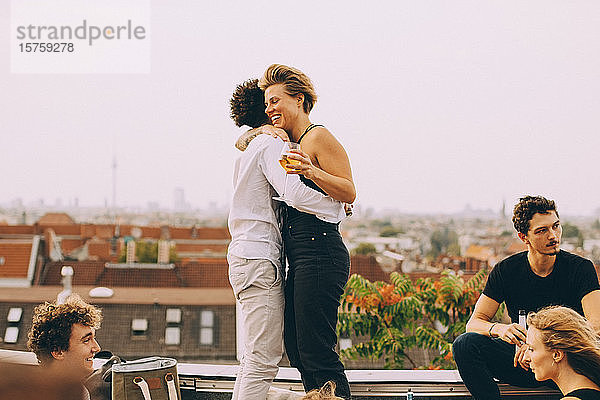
[228, 135, 345, 268]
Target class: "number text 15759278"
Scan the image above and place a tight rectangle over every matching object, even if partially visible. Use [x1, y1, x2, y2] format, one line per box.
[18, 43, 74, 52]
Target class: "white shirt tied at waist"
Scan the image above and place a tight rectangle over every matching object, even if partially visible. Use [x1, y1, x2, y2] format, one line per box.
[228, 134, 346, 269]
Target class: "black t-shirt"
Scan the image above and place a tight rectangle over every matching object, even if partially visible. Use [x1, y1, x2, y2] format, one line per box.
[483, 250, 600, 323]
[565, 389, 600, 400]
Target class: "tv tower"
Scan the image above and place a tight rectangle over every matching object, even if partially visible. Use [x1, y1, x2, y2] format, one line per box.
[112, 154, 117, 211]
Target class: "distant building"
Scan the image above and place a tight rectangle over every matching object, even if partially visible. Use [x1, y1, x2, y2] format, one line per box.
[0, 286, 236, 362]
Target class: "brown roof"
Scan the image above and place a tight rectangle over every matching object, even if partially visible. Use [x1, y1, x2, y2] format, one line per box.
[0, 286, 235, 305]
[175, 243, 228, 252]
[464, 245, 494, 261]
[40, 260, 231, 288]
[350, 255, 389, 282]
[60, 238, 85, 253]
[87, 241, 111, 259]
[505, 239, 527, 255]
[0, 241, 33, 278]
[37, 213, 76, 225]
[179, 261, 230, 287]
[0, 225, 35, 235]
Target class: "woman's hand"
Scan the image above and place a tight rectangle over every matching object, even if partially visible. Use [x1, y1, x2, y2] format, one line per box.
[259, 125, 289, 141]
[285, 149, 318, 179]
[235, 125, 289, 151]
[514, 343, 530, 370]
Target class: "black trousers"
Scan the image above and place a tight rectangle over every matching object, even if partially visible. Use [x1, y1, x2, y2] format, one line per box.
[453, 332, 555, 400]
[283, 215, 351, 399]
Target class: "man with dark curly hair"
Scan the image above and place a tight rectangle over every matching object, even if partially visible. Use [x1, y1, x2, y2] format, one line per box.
[453, 195, 600, 400]
[27, 294, 102, 399]
[227, 79, 345, 400]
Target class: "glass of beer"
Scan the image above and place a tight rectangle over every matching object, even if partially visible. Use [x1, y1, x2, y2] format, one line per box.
[273, 142, 301, 201]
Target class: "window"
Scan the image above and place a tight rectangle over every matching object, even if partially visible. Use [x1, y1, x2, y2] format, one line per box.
[165, 327, 181, 345]
[166, 308, 181, 324]
[7, 308, 23, 323]
[200, 310, 214, 345]
[4, 327, 19, 344]
[131, 318, 148, 336]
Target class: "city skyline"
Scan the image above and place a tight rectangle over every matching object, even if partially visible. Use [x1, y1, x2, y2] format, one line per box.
[2, 1, 600, 215]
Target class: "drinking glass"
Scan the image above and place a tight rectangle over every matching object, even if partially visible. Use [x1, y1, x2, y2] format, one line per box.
[273, 142, 301, 201]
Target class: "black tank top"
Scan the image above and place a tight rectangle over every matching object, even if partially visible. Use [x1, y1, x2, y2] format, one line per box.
[287, 123, 329, 224]
[295, 123, 326, 195]
[565, 389, 600, 400]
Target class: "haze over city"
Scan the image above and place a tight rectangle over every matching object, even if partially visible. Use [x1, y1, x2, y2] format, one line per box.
[2, 1, 600, 215]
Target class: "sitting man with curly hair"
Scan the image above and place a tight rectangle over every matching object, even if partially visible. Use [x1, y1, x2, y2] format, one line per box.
[27, 294, 103, 399]
[453, 195, 600, 400]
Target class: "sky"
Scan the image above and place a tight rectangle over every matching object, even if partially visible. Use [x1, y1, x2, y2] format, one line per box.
[1, 1, 600, 215]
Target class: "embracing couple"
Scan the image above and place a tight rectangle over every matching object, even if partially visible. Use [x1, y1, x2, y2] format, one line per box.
[227, 64, 356, 400]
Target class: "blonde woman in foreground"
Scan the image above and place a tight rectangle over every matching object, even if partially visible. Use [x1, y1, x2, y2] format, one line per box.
[525, 306, 600, 400]
[302, 381, 343, 400]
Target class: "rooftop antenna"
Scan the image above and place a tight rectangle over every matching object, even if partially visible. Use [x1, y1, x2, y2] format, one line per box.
[112, 154, 117, 211]
[111, 135, 118, 219]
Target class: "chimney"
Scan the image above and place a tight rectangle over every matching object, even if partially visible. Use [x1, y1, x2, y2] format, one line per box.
[126, 241, 136, 264]
[158, 240, 170, 264]
[57, 266, 74, 304]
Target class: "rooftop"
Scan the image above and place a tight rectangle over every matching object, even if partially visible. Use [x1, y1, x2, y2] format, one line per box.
[0, 350, 562, 399]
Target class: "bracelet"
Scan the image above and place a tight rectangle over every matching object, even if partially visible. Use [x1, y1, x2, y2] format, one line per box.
[488, 322, 498, 338]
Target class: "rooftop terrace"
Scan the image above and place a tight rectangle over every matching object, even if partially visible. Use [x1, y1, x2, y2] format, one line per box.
[0, 350, 562, 400]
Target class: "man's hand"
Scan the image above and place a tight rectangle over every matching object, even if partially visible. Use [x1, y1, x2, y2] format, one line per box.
[494, 323, 527, 346]
[513, 343, 530, 370]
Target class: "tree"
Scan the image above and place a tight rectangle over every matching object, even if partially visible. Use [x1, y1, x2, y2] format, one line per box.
[429, 228, 460, 258]
[562, 222, 581, 238]
[137, 241, 158, 263]
[338, 268, 488, 369]
[352, 243, 377, 256]
[380, 226, 404, 237]
[118, 241, 178, 263]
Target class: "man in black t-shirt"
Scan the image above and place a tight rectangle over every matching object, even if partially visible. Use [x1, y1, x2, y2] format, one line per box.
[453, 196, 600, 400]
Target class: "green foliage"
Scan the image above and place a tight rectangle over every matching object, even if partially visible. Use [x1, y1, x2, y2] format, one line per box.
[169, 246, 179, 263]
[352, 242, 377, 256]
[562, 222, 581, 238]
[372, 219, 392, 228]
[446, 242, 461, 256]
[137, 241, 158, 263]
[429, 228, 460, 258]
[380, 226, 405, 237]
[118, 248, 126, 263]
[117, 241, 178, 263]
[339, 268, 488, 369]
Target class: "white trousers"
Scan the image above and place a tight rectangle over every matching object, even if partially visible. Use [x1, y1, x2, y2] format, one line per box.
[228, 255, 284, 400]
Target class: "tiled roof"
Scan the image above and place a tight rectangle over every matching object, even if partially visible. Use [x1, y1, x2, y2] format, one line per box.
[505, 239, 527, 255]
[87, 241, 111, 259]
[179, 261, 229, 287]
[0, 225, 35, 235]
[175, 243, 228, 253]
[40, 260, 231, 288]
[0, 241, 33, 278]
[464, 244, 494, 261]
[350, 255, 389, 282]
[60, 238, 85, 253]
[37, 213, 76, 225]
[0, 286, 235, 305]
